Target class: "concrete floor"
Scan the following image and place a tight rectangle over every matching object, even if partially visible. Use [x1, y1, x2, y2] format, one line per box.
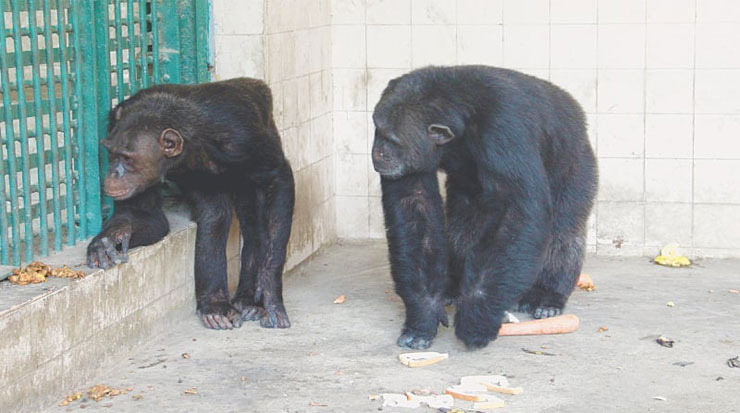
[46, 242, 739, 412]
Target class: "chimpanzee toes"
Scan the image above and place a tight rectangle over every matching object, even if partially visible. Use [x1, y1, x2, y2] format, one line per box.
[198, 302, 242, 330]
[460, 333, 494, 350]
[260, 307, 291, 329]
[232, 300, 266, 321]
[397, 330, 434, 349]
[533, 306, 562, 319]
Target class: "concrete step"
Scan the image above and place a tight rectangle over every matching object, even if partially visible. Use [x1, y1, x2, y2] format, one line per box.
[0, 211, 197, 413]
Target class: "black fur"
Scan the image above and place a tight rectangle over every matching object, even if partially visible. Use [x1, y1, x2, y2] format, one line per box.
[372, 66, 598, 349]
[87, 78, 295, 330]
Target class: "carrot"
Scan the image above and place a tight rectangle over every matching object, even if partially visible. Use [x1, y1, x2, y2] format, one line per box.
[576, 273, 594, 290]
[498, 314, 579, 336]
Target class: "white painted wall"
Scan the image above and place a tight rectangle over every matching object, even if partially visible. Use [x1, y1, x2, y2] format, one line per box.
[212, 0, 740, 258]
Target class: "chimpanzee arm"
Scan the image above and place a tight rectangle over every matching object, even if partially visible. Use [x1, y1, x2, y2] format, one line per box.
[453, 167, 552, 348]
[87, 185, 169, 269]
[253, 162, 295, 328]
[381, 172, 449, 349]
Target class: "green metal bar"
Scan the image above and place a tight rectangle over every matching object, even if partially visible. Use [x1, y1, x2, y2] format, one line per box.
[126, 0, 138, 93]
[71, 0, 87, 239]
[11, 2, 35, 262]
[95, 0, 113, 222]
[175, 0, 192, 83]
[28, 0, 51, 256]
[54, 0, 77, 245]
[0, 1, 19, 264]
[42, 0, 64, 251]
[195, 0, 210, 82]
[158, 0, 178, 83]
[113, 0, 125, 102]
[138, 0, 148, 87]
[151, 0, 159, 82]
[74, 0, 104, 237]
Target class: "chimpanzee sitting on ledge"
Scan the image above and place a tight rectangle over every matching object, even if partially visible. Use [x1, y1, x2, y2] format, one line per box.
[372, 66, 598, 349]
[87, 78, 295, 331]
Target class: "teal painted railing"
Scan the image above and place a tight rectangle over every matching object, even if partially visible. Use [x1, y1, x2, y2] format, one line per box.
[0, 0, 210, 268]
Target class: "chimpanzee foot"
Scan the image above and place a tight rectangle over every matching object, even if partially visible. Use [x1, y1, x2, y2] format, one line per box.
[260, 305, 291, 329]
[533, 306, 562, 319]
[198, 302, 242, 330]
[232, 298, 266, 321]
[397, 329, 434, 349]
[517, 286, 567, 319]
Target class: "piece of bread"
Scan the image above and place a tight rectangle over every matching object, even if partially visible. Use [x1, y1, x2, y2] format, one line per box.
[444, 384, 501, 402]
[460, 375, 523, 395]
[398, 352, 449, 367]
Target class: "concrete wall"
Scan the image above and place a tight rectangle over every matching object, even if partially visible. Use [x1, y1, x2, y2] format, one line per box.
[330, 0, 740, 258]
[211, 0, 336, 277]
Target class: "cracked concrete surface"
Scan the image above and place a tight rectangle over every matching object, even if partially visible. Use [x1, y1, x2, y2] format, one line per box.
[44, 242, 739, 412]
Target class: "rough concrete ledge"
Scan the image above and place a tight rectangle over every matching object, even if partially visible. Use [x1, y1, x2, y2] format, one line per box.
[0, 210, 197, 413]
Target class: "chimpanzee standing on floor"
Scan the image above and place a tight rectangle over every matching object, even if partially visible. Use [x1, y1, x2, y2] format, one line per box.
[372, 66, 598, 349]
[87, 78, 295, 330]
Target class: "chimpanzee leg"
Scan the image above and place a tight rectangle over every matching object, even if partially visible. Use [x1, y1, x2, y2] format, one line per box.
[189, 191, 241, 330]
[382, 172, 449, 349]
[232, 188, 267, 321]
[253, 163, 294, 329]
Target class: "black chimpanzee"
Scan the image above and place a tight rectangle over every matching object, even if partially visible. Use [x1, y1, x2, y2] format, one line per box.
[372, 66, 598, 349]
[87, 78, 295, 331]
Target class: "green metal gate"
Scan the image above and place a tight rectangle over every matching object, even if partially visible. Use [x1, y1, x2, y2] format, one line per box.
[0, 0, 210, 267]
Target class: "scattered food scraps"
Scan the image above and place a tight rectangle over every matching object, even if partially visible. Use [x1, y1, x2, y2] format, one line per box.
[499, 314, 579, 336]
[656, 336, 675, 348]
[181, 353, 190, 359]
[729, 289, 739, 294]
[728, 356, 740, 368]
[654, 244, 691, 267]
[381, 393, 419, 408]
[8, 261, 85, 285]
[59, 392, 82, 406]
[598, 326, 609, 333]
[87, 384, 125, 402]
[183, 388, 198, 395]
[445, 384, 504, 405]
[666, 301, 675, 307]
[132, 395, 143, 401]
[577, 273, 595, 291]
[672, 361, 694, 367]
[460, 375, 523, 395]
[405, 392, 454, 409]
[241, 376, 247, 382]
[653, 396, 667, 401]
[333, 295, 347, 304]
[503, 311, 520, 323]
[474, 400, 506, 410]
[522, 348, 557, 356]
[308, 402, 328, 406]
[398, 351, 449, 367]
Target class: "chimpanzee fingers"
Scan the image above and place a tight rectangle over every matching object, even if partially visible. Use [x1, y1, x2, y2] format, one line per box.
[118, 233, 131, 263]
[96, 249, 114, 269]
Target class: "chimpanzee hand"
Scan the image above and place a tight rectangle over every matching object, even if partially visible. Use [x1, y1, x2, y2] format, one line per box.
[87, 221, 133, 269]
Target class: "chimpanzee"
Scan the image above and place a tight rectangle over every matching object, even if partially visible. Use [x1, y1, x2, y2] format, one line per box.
[372, 66, 598, 349]
[87, 78, 295, 331]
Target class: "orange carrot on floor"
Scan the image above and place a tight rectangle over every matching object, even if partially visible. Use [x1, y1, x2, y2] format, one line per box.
[498, 314, 580, 336]
[576, 273, 594, 289]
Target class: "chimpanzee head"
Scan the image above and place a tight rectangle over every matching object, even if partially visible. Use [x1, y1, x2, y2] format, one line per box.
[100, 99, 184, 200]
[371, 73, 461, 179]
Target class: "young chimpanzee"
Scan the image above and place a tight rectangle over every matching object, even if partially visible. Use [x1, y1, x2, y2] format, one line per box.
[372, 66, 598, 349]
[87, 78, 295, 330]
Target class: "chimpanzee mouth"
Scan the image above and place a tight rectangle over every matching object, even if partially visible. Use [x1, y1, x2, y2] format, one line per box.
[104, 188, 134, 200]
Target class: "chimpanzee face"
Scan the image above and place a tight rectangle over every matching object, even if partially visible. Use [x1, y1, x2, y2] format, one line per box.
[371, 110, 456, 179]
[100, 113, 183, 200]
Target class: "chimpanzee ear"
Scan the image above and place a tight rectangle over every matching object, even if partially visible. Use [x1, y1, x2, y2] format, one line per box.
[159, 128, 184, 157]
[427, 123, 456, 145]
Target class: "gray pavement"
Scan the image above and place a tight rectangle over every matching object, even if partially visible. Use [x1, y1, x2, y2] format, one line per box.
[46, 241, 740, 412]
